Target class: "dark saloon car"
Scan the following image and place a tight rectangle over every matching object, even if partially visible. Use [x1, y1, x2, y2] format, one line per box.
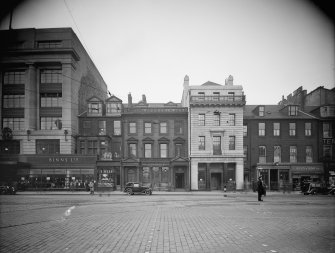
[124, 182, 152, 195]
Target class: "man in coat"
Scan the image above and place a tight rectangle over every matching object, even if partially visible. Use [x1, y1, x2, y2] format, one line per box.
[257, 176, 264, 201]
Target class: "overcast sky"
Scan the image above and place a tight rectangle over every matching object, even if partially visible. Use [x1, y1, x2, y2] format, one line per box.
[1, 0, 334, 104]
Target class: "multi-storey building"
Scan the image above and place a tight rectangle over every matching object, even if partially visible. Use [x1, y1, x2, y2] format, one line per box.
[244, 104, 322, 190]
[122, 93, 189, 191]
[0, 28, 107, 188]
[78, 95, 123, 190]
[279, 86, 335, 185]
[182, 75, 245, 190]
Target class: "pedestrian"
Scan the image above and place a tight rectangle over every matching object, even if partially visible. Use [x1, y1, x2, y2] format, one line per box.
[257, 176, 264, 201]
[89, 181, 94, 195]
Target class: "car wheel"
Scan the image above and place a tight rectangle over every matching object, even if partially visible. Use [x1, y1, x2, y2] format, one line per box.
[127, 189, 133, 195]
[145, 190, 151, 195]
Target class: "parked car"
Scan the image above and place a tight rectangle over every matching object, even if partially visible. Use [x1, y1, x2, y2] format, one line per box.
[124, 182, 152, 195]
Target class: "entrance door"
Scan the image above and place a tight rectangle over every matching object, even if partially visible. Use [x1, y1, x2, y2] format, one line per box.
[270, 169, 278, 190]
[175, 173, 184, 188]
[211, 173, 222, 190]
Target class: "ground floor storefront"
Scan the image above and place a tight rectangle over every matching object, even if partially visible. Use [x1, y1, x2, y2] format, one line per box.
[121, 157, 189, 191]
[257, 163, 324, 191]
[190, 157, 244, 191]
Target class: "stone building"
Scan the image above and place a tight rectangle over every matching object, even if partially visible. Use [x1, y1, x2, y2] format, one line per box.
[122, 93, 189, 191]
[0, 28, 107, 187]
[182, 75, 245, 190]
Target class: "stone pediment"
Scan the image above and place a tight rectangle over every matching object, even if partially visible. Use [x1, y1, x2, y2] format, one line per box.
[122, 157, 140, 163]
[127, 137, 138, 142]
[158, 137, 170, 142]
[143, 137, 154, 143]
[173, 137, 185, 143]
[87, 96, 103, 102]
[171, 156, 189, 162]
[106, 96, 122, 103]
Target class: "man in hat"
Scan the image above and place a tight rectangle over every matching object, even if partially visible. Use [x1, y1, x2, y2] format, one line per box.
[257, 176, 264, 201]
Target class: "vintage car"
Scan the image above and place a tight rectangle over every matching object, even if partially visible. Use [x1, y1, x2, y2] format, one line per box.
[124, 182, 152, 195]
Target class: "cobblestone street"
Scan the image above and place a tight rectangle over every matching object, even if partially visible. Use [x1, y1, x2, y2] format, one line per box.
[0, 192, 334, 253]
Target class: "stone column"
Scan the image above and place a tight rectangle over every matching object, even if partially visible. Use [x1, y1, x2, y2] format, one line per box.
[25, 63, 37, 130]
[235, 159, 244, 190]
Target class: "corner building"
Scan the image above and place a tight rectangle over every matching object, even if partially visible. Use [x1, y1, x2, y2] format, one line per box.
[182, 75, 245, 190]
[0, 28, 107, 188]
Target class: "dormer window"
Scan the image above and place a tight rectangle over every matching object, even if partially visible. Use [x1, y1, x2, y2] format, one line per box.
[88, 100, 102, 116]
[259, 106, 264, 117]
[289, 105, 298, 116]
[106, 102, 121, 115]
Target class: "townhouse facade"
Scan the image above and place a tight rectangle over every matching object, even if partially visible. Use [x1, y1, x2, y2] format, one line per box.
[182, 75, 245, 190]
[122, 94, 189, 191]
[0, 28, 107, 189]
[244, 104, 322, 191]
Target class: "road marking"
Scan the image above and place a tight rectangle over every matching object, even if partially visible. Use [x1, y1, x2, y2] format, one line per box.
[270, 250, 277, 252]
[262, 244, 268, 247]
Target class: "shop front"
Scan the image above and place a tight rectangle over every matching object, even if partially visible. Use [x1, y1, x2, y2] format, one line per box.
[257, 163, 323, 191]
[96, 160, 121, 191]
[17, 155, 97, 191]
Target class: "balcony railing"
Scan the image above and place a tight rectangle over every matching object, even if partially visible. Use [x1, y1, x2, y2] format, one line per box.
[190, 95, 246, 105]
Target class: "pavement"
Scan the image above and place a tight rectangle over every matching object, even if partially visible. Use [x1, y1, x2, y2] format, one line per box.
[0, 191, 334, 253]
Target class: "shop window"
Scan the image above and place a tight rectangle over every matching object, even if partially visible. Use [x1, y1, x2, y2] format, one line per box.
[36, 139, 60, 154]
[0, 140, 20, 154]
[160, 143, 168, 158]
[199, 136, 205, 150]
[161, 167, 169, 183]
[290, 146, 297, 163]
[259, 146, 266, 163]
[258, 123, 265, 136]
[198, 114, 205, 126]
[305, 122, 312, 136]
[273, 123, 280, 136]
[198, 168, 206, 190]
[289, 123, 296, 136]
[306, 146, 313, 163]
[142, 167, 151, 185]
[274, 146, 281, 163]
[113, 120, 121, 135]
[323, 145, 332, 159]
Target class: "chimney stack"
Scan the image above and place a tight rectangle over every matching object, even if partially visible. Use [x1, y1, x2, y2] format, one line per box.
[183, 75, 189, 89]
[128, 93, 132, 106]
[142, 94, 147, 104]
[225, 75, 234, 86]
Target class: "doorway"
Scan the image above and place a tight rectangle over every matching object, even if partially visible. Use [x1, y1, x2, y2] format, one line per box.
[175, 173, 184, 188]
[211, 173, 222, 190]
